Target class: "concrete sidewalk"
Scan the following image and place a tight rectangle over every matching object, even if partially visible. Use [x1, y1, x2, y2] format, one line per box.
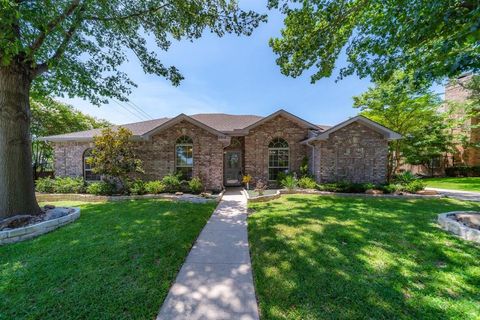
[426, 187, 480, 202]
[157, 188, 259, 320]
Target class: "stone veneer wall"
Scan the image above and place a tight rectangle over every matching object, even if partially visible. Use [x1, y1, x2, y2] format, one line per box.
[135, 120, 224, 191]
[244, 115, 309, 184]
[53, 121, 225, 191]
[314, 121, 388, 184]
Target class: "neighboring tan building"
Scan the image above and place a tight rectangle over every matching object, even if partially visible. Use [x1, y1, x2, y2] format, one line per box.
[444, 73, 480, 166]
[403, 73, 478, 176]
[41, 109, 401, 191]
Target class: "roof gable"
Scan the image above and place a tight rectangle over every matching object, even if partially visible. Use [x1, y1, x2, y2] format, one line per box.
[306, 115, 401, 142]
[143, 114, 227, 139]
[242, 109, 320, 132]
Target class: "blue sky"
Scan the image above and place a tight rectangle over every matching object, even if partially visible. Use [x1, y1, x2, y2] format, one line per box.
[61, 1, 442, 126]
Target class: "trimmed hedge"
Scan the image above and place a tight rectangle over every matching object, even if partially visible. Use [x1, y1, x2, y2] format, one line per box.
[36, 177, 86, 194]
[445, 166, 480, 177]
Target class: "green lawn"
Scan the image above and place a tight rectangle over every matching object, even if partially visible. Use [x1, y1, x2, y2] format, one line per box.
[423, 177, 480, 192]
[248, 195, 480, 320]
[0, 199, 216, 320]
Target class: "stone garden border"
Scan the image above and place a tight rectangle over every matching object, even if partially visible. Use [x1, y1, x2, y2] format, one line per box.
[243, 188, 444, 203]
[0, 208, 81, 245]
[438, 212, 480, 243]
[36, 190, 225, 204]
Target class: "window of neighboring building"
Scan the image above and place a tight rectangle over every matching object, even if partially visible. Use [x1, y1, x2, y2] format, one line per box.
[268, 138, 289, 181]
[430, 156, 442, 169]
[176, 135, 193, 180]
[83, 148, 101, 181]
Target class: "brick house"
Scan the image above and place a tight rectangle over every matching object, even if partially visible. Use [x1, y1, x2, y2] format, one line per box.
[41, 110, 401, 191]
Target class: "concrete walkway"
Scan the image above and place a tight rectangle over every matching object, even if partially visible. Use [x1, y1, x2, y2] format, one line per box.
[426, 187, 480, 202]
[157, 188, 259, 320]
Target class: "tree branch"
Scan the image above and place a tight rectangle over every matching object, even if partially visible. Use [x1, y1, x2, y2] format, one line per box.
[29, 0, 81, 56]
[85, 3, 170, 22]
[32, 6, 84, 78]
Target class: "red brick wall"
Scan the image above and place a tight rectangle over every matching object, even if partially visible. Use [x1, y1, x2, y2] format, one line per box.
[314, 121, 388, 183]
[244, 115, 309, 184]
[136, 120, 224, 191]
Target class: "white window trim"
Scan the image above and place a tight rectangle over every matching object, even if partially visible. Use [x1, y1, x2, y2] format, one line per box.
[268, 146, 290, 181]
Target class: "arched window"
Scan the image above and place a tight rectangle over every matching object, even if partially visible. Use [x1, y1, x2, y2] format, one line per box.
[268, 138, 289, 181]
[83, 148, 101, 181]
[176, 136, 193, 179]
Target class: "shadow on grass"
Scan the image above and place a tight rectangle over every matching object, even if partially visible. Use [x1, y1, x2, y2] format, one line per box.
[0, 199, 216, 320]
[248, 195, 480, 320]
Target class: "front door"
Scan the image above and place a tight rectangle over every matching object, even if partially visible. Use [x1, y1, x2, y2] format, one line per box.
[224, 151, 242, 186]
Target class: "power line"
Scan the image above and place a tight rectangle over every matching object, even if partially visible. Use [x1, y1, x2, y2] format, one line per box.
[125, 100, 154, 120]
[111, 99, 147, 121]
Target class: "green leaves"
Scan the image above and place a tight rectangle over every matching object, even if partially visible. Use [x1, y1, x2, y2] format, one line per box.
[89, 127, 144, 181]
[0, 0, 266, 104]
[269, 0, 480, 84]
[353, 72, 453, 173]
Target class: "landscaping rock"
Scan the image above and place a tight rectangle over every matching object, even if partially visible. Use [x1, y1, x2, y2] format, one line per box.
[44, 205, 56, 210]
[365, 189, 384, 195]
[175, 192, 184, 196]
[416, 190, 438, 195]
[0, 215, 34, 230]
[45, 208, 70, 220]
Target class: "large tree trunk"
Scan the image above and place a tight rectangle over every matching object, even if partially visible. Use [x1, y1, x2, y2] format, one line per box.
[0, 64, 41, 219]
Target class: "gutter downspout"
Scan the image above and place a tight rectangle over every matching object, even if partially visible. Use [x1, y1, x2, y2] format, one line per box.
[306, 141, 316, 181]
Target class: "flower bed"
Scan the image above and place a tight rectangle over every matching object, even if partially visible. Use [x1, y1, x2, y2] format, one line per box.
[0, 207, 80, 245]
[36, 190, 225, 204]
[438, 211, 480, 243]
[244, 188, 443, 203]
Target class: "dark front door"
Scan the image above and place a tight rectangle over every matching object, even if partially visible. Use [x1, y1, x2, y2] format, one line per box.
[224, 151, 242, 186]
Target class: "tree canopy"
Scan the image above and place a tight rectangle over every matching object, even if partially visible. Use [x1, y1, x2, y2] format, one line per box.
[1, 0, 266, 103]
[353, 72, 453, 177]
[31, 97, 110, 176]
[269, 0, 479, 84]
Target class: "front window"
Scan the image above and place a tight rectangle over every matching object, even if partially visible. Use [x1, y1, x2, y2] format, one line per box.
[83, 149, 101, 181]
[268, 138, 289, 180]
[176, 135, 193, 179]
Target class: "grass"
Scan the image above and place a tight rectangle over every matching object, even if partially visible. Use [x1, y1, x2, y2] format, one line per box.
[248, 195, 480, 320]
[423, 177, 480, 192]
[0, 199, 216, 320]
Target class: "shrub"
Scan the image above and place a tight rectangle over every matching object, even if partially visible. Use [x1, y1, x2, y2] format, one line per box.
[378, 184, 399, 194]
[276, 171, 292, 185]
[53, 177, 86, 193]
[188, 177, 203, 194]
[35, 177, 56, 193]
[394, 171, 417, 184]
[401, 180, 426, 193]
[86, 181, 116, 195]
[445, 166, 480, 177]
[317, 181, 384, 193]
[298, 176, 317, 189]
[162, 173, 181, 193]
[36, 177, 86, 193]
[127, 179, 146, 195]
[281, 175, 298, 190]
[299, 156, 309, 177]
[144, 180, 165, 194]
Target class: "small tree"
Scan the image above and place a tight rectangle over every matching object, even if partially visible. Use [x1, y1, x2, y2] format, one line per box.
[88, 127, 143, 190]
[353, 72, 451, 179]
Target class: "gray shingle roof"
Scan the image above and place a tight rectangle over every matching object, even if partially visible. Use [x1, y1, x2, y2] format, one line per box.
[40, 112, 331, 141]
